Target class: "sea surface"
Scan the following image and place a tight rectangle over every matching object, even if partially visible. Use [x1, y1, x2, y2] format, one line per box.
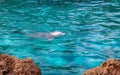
[0, 0, 120, 75]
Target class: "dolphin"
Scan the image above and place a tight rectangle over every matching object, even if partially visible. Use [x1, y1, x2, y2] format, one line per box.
[27, 31, 65, 40]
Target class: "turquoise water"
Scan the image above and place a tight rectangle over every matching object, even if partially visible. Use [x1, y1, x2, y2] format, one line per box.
[0, 0, 120, 75]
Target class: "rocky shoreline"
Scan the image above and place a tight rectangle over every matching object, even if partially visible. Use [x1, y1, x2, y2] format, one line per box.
[0, 54, 41, 75]
[84, 59, 120, 75]
[1, 54, 120, 75]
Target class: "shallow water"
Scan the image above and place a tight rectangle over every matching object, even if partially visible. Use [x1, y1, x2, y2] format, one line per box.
[0, 0, 120, 75]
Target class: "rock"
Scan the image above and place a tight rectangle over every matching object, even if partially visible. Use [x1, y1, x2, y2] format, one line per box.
[84, 59, 120, 75]
[0, 54, 41, 75]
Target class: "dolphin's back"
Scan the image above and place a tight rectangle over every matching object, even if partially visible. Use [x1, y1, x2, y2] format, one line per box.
[26, 31, 65, 40]
[27, 32, 54, 40]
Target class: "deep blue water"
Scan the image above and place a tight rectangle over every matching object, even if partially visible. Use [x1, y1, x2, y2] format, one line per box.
[0, 0, 120, 75]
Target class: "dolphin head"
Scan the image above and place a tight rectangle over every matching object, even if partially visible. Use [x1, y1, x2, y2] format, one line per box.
[49, 31, 65, 37]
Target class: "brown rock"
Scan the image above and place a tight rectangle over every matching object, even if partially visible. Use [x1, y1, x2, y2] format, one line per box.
[0, 54, 41, 75]
[84, 59, 120, 75]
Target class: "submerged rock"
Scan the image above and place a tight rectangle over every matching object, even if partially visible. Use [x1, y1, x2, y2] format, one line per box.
[0, 54, 41, 75]
[84, 59, 120, 75]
